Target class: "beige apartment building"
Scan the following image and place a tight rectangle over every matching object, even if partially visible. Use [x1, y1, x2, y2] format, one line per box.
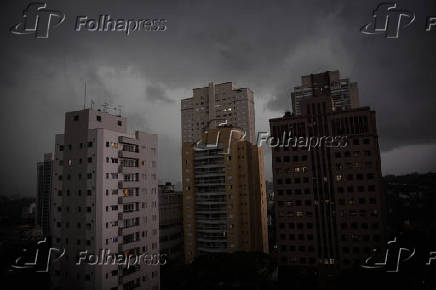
[182, 126, 268, 263]
[181, 82, 255, 144]
[50, 108, 160, 290]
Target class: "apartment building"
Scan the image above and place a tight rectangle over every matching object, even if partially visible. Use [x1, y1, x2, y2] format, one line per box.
[50, 108, 160, 290]
[37, 152, 54, 236]
[271, 71, 385, 275]
[182, 126, 268, 263]
[181, 82, 255, 144]
[158, 182, 184, 262]
[291, 70, 359, 116]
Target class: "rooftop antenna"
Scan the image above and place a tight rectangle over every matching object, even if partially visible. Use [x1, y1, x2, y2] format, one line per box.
[117, 105, 124, 116]
[102, 102, 110, 113]
[83, 80, 87, 109]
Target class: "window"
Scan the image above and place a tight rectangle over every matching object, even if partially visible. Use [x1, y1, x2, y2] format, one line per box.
[73, 115, 79, 121]
[88, 141, 93, 147]
[117, 120, 122, 126]
[96, 115, 101, 122]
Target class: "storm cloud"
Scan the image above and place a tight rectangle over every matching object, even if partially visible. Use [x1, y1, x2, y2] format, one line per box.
[1, 0, 435, 197]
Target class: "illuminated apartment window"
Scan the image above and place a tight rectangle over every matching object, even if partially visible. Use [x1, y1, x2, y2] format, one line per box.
[336, 174, 342, 181]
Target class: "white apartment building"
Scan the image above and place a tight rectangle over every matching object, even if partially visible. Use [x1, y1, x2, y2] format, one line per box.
[50, 108, 160, 290]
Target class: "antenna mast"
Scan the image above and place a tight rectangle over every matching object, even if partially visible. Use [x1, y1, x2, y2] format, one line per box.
[83, 80, 87, 109]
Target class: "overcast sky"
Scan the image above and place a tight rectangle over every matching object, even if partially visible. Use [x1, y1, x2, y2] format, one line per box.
[1, 0, 436, 197]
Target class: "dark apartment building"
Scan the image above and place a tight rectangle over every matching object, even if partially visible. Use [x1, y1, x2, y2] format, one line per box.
[270, 71, 386, 276]
[159, 182, 184, 262]
[37, 152, 54, 236]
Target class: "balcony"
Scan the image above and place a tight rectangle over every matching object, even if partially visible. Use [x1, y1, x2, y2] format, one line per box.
[196, 227, 227, 234]
[118, 180, 139, 189]
[120, 240, 143, 252]
[195, 163, 225, 169]
[118, 150, 139, 159]
[196, 199, 226, 204]
[195, 181, 226, 187]
[194, 154, 223, 161]
[197, 246, 227, 253]
[118, 165, 138, 174]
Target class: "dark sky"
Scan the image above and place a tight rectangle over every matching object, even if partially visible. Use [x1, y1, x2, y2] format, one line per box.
[1, 0, 436, 197]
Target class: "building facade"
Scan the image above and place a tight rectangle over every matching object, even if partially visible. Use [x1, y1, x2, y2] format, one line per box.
[158, 182, 184, 262]
[50, 108, 160, 290]
[37, 152, 54, 236]
[181, 82, 255, 144]
[271, 71, 385, 275]
[291, 70, 359, 116]
[182, 126, 268, 263]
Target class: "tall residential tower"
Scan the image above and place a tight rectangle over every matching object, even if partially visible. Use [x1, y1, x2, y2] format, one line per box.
[50, 108, 160, 290]
[271, 71, 385, 276]
[182, 126, 268, 263]
[181, 82, 255, 144]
